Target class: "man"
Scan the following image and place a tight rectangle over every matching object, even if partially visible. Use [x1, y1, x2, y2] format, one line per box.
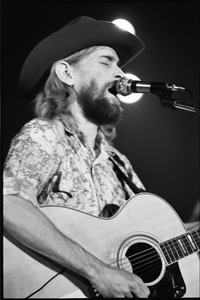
[3, 16, 198, 299]
[3, 15, 150, 298]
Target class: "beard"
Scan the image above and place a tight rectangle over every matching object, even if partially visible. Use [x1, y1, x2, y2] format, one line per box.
[76, 80, 123, 126]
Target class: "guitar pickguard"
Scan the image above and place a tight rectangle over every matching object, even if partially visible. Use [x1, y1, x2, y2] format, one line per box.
[149, 263, 186, 299]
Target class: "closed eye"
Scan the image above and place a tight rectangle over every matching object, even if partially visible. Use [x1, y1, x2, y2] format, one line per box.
[101, 62, 109, 65]
[99, 55, 119, 67]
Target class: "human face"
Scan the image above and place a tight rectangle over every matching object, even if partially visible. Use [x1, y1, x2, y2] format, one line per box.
[72, 47, 125, 125]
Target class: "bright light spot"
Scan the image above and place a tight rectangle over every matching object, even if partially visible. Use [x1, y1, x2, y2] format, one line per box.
[117, 74, 143, 104]
[112, 19, 136, 35]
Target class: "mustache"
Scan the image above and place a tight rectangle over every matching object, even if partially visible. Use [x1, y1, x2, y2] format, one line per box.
[76, 81, 123, 126]
[90, 80, 115, 95]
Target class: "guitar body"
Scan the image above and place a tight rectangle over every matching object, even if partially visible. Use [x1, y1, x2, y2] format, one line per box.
[3, 193, 200, 298]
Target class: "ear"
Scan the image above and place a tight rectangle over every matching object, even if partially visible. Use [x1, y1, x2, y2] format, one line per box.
[55, 61, 74, 86]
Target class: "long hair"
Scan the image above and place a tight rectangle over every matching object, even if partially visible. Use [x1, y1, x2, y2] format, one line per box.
[33, 46, 117, 141]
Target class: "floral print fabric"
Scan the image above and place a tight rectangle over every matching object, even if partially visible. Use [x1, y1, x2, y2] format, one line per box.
[3, 117, 145, 216]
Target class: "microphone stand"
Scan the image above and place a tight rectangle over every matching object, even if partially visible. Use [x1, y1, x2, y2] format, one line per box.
[157, 90, 200, 116]
[160, 97, 199, 114]
[173, 101, 199, 114]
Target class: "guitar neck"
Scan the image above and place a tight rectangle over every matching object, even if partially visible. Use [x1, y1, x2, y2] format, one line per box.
[160, 227, 200, 265]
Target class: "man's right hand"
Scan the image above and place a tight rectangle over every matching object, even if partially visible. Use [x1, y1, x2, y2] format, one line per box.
[91, 263, 150, 298]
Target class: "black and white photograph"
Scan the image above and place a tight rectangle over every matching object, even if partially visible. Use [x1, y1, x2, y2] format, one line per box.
[2, 0, 199, 298]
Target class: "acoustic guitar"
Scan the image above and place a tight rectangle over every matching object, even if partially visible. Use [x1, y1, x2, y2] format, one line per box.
[3, 193, 200, 298]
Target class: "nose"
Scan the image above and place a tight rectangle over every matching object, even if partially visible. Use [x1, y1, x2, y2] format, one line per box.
[114, 66, 125, 80]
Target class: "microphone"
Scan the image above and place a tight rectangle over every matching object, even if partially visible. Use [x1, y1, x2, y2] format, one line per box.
[114, 77, 186, 96]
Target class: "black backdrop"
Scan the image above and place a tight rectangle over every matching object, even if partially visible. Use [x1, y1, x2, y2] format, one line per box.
[2, 0, 199, 222]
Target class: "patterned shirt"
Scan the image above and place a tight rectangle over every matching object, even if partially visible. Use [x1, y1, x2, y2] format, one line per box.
[3, 117, 145, 216]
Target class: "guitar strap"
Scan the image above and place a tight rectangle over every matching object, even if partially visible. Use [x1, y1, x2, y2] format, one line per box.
[109, 154, 145, 198]
[99, 155, 145, 218]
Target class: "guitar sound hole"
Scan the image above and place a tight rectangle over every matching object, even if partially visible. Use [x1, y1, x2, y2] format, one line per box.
[125, 242, 162, 284]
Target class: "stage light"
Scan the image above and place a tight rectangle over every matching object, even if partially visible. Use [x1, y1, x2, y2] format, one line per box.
[112, 19, 136, 35]
[117, 74, 144, 104]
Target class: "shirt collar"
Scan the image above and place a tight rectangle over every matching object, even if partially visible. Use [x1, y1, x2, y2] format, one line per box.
[57, 115, 114, 158]
[56, 116, 76, 135]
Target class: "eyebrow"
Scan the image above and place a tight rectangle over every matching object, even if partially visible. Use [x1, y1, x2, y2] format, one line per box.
[99, 55, 120, 67]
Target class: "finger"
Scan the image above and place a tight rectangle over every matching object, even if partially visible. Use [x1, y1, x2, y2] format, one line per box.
[132, 275, 150, 296]
[138, 284, 150, 297]
[130, 283, 150, 298]
[131, 289, 149, 298]
[124, 291, 134, 298]
[140, 283, 150, 296]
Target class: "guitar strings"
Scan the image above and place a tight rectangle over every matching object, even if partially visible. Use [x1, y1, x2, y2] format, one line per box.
[125, 259, 162, 278]
[105, 244, 199, 278]
[117, 253, 161, 274]
[107, 248, 162, 276]
[106, 229, 200, 272]
[107, 246, 160, 268]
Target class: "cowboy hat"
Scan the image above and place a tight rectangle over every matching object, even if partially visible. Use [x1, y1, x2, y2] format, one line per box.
[19, 16, 145, 99]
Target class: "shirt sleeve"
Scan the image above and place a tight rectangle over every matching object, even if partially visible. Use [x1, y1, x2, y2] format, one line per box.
[3, 119, 58, 207]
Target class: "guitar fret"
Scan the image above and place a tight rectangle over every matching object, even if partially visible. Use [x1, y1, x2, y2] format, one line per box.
[192, 230, 200, 249]
[160, 244, 172, 264]
[172, 239, 184, 259]
[162, 241, 176, 263]
[181, 235, 193, 254]
[196, 228, 200, 239]
[177, 238, 188, 255]
[187, 234, 197, 251]
[168, 240, 179, 260]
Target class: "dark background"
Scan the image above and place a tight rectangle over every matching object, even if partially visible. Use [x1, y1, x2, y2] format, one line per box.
[2, 0, 199, 222]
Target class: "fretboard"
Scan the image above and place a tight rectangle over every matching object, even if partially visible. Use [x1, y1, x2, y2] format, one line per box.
[160, 227, 200, 265]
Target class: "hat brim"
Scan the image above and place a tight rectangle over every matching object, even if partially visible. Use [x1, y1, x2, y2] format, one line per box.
[19, 16, 145, 99]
